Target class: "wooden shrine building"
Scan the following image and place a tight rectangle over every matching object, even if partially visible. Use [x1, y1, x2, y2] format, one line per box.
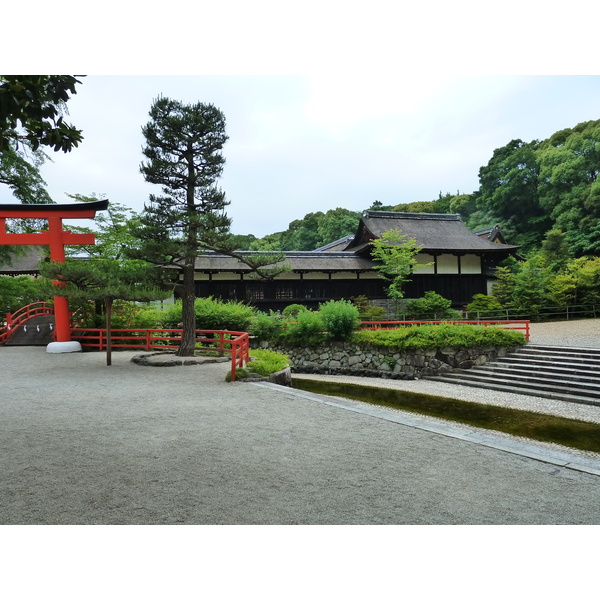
[189, 211, 520, 311]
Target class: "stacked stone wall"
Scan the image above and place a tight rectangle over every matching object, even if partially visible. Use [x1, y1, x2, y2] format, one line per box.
[258, 341, 516, 380]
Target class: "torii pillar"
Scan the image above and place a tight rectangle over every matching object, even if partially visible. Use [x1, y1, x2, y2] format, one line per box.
[0, 200, 109, 353]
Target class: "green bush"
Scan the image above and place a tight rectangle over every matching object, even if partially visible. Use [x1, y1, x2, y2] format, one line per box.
[351, 294, 386, 320]
[226, 349, 290, 382]
[319, 299, 360, 341]
[352, 324, 525, 349]
[195, 297, 256, 331]
[155, 297, 256, 332]
[247, 348, 290, 376]
[250, 310, 285, 342]
[466, 294, 505, 319]
[404, 291, 462, 320]
[282, 303, 308, 318]
[283, 309, 324, 344]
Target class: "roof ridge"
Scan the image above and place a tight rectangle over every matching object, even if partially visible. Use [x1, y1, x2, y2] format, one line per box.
[362, 210, 462, 221]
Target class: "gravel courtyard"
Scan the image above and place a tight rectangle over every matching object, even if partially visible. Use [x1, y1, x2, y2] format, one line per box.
[2, 319, 600, 525]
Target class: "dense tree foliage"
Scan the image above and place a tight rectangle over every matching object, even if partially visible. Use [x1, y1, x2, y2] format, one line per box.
[250, 208, 361, 251]
[469, 119, 600, 256]
[0, 275, 49, 314]
[536, 120, 600, 256]
[0, 75, 83, 153]
[481, 230, 600, 315]
[0, 75, 84, 261]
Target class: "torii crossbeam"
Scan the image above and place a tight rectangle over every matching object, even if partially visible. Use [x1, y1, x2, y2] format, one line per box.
[0, 200, 109, 352]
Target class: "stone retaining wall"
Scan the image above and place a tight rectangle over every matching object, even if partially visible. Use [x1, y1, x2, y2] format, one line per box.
[258, 341, 518, 380]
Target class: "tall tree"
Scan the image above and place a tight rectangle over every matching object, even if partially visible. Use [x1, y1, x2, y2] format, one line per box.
[129, 97, 285, 356]
[129, 97, 231, 356]
[317, 208, 360, 245]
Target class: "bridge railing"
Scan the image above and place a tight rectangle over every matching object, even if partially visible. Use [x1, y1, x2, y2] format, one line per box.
[70, 328, 250, 381]
[0, 302, 54, 344]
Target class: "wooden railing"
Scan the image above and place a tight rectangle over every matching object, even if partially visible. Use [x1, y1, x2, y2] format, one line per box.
[359, 320, 531, 341]
[1, 302, 54, 344]
[70, 328, 250, 381]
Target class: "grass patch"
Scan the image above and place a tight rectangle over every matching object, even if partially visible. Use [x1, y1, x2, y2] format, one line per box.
[248, 349, 290, 376]
[292, 378, 600, 453]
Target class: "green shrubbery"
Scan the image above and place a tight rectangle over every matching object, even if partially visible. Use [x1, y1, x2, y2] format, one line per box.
[250, 310, 285, 342]
[284, 309, 325, 344]
[281, 304, 307, 318]
[226, 348, 289, 381]
[465, 294, 505, 319]
[247, 348, 290, 376]
[319, 299, 360, 340]
[353, 323, 525, 349]
[160, 297, 256, 332]
[404, 291, 462, 320]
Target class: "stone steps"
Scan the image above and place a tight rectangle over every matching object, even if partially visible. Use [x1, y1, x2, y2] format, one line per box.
[426, 344, 600, 407]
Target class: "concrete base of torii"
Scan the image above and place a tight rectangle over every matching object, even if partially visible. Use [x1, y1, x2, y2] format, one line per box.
[46, 341, 82, 354]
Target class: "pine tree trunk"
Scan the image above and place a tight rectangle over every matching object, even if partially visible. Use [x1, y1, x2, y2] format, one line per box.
[177, 262, 197, 356]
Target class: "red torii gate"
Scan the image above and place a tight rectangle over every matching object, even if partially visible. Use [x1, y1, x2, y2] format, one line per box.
[0, 200, 108, 351]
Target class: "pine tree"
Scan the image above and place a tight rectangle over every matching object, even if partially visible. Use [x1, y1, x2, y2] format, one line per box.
[130, 97, 232, 356]
[130, 97, 286, 356]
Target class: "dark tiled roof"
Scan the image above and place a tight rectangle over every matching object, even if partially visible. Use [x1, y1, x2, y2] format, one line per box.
[191, 251, 376, 272]
[0, 246, 45, 274]
[347, 211, 519, 254]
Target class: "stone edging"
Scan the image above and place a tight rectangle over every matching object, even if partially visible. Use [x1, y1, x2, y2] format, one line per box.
[131, 352, 229, 367]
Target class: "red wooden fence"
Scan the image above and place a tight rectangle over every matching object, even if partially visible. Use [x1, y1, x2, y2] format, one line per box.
[70, 328, 250, 381]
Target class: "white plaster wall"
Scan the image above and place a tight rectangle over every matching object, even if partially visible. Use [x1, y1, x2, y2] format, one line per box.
[414, 253, 435, 274]
[437, 254, 459, 274]
[461, 254, 481, 274]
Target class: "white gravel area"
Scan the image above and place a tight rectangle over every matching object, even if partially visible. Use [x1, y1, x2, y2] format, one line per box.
[528, 317, 600, 348]
[292, 318, 600, 460]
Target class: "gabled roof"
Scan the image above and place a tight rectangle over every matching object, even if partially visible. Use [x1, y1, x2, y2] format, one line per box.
[312, 235, 354, 253]
[346, 211, 520, 254]
[473, 224, 508, 245]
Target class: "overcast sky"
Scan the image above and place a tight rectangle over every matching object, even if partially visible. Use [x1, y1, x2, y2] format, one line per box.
[29, 74, 599, 238]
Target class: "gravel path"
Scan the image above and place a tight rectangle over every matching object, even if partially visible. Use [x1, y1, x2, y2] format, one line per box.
[1, 319, 600, 525]
[528, 318, 600, 348]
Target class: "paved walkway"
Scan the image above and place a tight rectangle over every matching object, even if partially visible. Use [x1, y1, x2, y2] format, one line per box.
[2, 343, 600, 524]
